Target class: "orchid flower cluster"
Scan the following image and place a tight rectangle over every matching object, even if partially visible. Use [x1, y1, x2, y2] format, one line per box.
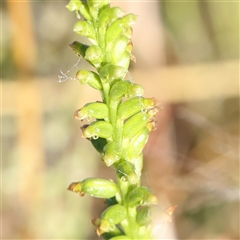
[66, 0, 159, 239]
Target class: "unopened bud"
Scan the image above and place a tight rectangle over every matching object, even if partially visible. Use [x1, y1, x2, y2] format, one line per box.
[68, 178, 119, 199]
[82, 121, 113, 139]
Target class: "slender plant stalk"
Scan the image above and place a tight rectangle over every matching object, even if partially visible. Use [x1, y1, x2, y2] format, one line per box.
[66, 1, 160, 239]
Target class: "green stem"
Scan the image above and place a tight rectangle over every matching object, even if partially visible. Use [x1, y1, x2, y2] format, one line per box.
[116, 175, 141, 239]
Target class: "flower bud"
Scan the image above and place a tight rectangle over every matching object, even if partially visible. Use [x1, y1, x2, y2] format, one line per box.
[82, 121, 113, 139]
[74, 102, 108, 121]
[126, 187, 158, 207]
[98, 7, 125, 32]
[66, 0, 81, 11]
[136, 207, 152, 226]
[105, 18, 125, 51]
[66, 0, 92, 21]
[85, 45, 104, 67]
[69, 41, 89, 58]
[68, 178, 119, 198]
[117, 97, 156, 121]
[73, 21, 96, 44]
[115, 160, 138, 184]
[121, 13, 138, 26]
[122, 112, 150, 140]
[99, 64, 126, 82]
[75, 70, 102, 90]
[98, 7, 125, 48]
[111, 35, 130, 63]
[126, 82, 145, 97]
[101, 204, 127, 224]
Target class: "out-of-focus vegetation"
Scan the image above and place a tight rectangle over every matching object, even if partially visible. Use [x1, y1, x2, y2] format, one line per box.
[2, 0, 239, 239]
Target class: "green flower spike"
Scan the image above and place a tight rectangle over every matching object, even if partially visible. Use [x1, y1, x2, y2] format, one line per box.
[66, 0, 161, 239]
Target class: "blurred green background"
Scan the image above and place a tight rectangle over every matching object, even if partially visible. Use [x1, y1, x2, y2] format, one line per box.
[2, 0, 239, 239]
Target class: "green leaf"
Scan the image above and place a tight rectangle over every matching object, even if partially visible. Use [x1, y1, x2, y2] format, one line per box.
[90, 137, 107, 154]
[69, 41, 89, 58]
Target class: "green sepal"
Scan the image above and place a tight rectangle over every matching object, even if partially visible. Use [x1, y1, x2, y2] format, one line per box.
[85, 45, 104, 68]
[109, 80, 128, 102]
[82, 121, 113, 139]
[136, 207, 152, 226]
[128, 127, 150, 159]
[101, 204, 127, 224]
[75, 70, 102, 90]
[74, 102, 108, 120]
[113, 51, 131, 70]
[73, 21, 97, 44]
[114, 160, 138, 184]
[99, 64, 126, 82]
[69, 41, 89, 58]
[123, 112, 150, 140]
[126, 186, 158, 207]
[90, 137, 107, 154]
[107, 35, 129, 63]
[128, 154, 143, 178]
[105, 18, 126, 51]
[103, 142, 120, 166]
[68, 178, 118, 198]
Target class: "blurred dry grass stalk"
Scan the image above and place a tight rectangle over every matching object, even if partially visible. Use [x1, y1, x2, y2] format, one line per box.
[6, 0, 45, 213]
[2, 0, 239, 239]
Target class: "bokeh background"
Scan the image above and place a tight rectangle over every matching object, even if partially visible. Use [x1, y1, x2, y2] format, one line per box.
[2, 0, 239, 239]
